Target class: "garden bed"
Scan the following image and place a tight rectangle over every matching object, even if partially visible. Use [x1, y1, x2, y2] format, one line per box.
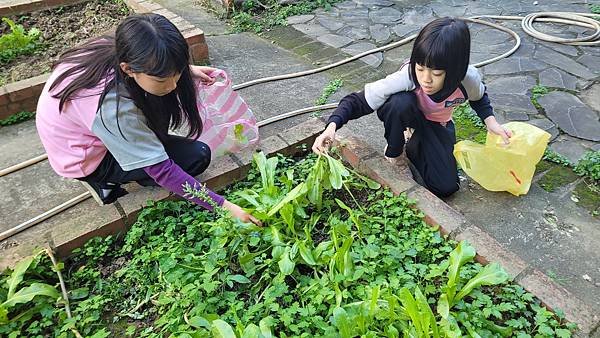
[0, 0, 209, 120]
[0, 148, 577, 337]
[0, 0, 131, 87]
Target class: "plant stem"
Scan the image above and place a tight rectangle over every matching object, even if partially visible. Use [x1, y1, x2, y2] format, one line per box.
[45, 247, 83, 338]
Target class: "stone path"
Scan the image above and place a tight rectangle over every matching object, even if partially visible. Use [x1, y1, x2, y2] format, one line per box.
[285, 0, 599, 162]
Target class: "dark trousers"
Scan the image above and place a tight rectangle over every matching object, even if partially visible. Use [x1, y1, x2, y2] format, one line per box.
[81, 135, 212, 187]
[377, 92, 459, 197]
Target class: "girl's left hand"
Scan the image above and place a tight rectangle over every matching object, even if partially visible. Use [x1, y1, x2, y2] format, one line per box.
[191, 65, 217, 85]
[484, 116, 512, 144]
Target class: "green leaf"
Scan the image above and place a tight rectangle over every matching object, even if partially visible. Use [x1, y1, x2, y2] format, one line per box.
[278, 248, 295, 276]
[440, 314, 462, 338]
[228, 274, 251, 284]
[268, 182, 307, 216]
[398, 287, 423, 334]
[298, 242, 317, 266]
[332, 307, 353, 338]
[280, 203, 294, 228]
[241, 323, 261, 338]
[0, 306, 7, 324]
[259, 317, 273, 338]
[415, 286, 439, 338]
[555, 328, 571, 338]
[6, 256, 34, 298]
[325, 155, 349, 189]
[89, 328, 111, 338]
[2, 283, 60, 308]
[455, 263, 509, 302]
[437, 294, 450, 319]
[447, 241, 476, 304]
[211, 319, 237, 338]
[188, 316, 211, 329]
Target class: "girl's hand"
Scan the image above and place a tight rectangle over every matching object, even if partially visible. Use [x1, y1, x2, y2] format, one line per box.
[312, 123, 337, 154]
[191, 65, 217, 85]
[222, 199, 262, 226]
[484, 116, 512, 144]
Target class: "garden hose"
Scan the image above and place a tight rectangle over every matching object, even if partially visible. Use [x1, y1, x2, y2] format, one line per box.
[1, 12, 598, 241]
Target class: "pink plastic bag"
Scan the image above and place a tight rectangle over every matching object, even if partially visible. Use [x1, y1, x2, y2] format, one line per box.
[195, 69, 259, 158]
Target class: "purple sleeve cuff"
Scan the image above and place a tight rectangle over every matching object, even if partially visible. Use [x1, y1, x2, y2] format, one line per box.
[143, 159, 225, 211]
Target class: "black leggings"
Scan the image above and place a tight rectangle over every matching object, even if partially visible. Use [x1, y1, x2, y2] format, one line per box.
[377, 92, 459, 197]
[81, 135, 212, 187]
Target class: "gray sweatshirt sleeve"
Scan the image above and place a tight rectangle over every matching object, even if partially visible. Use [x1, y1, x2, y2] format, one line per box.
[461, 65, 494, 121]
[91, 90, 168, 171]
[364, 63, 415, 111]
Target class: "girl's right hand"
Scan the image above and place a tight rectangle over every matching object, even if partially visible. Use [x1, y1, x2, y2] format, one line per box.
[312, 123, 337, 155]
[222, 200, 262, 226]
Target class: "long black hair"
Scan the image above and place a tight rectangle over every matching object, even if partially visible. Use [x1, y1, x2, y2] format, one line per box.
[50, 13, 202, 141]
[409, 17, 470, 99]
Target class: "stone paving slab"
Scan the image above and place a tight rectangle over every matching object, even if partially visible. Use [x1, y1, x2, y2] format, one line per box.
[0, 120, 45, 169]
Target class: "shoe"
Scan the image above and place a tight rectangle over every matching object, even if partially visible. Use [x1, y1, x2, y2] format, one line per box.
[80, 181, 128, 205]
[384, 145, 403, 165]
[404, 128, 414, 142]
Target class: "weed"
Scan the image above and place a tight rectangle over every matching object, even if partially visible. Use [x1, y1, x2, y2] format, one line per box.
[0, 18, 42, 64]
[0, 111, 35, 127]
[229, 0, 342, 33]
[0, 152, 576, 337]
[530, 84, 549, 111]
[312, 78, 343, 117]
[574, 150, 600, 181]
[543, 148, 572, 167]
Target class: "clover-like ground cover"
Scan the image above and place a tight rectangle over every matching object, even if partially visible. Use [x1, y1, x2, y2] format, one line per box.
[1, 151, 575, 337]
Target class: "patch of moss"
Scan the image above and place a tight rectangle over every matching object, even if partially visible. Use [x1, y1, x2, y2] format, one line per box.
[453, 104, 487, 144]
[538, 165, 579, 192]
[535, 160, 554, 175]
[574, 180, 600, 217]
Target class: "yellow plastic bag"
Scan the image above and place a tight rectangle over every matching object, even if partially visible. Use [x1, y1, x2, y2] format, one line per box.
[453, 122, 551, 196]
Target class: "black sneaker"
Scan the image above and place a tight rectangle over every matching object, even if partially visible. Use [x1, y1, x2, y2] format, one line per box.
[80, 181, 128, 205]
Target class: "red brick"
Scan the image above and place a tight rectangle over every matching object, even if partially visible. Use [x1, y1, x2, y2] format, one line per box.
[519, 269, 600, 335]
[7, 102, 23, 114]
[0, 105, 13, 120]
[20, 99, 38, 112]
[358, 156, 417, 196]
[7, 86, 33, 103]
[454, 224, 528, 278]
[406, 185, 466, 236]
[189, 43, 209, 64]
[335, 133, 377, 169]
[183, 28, 206, 46]
[0, 91, 9, 106]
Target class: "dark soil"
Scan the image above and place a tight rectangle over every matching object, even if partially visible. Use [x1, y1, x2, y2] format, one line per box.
[0, 0, 130, 86]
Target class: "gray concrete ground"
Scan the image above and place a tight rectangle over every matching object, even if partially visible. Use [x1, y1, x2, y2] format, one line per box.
[1, 0, 599, 329]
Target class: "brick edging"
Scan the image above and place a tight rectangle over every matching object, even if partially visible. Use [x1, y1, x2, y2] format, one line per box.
[335, 134, 600, 337]
[0, 118, 325, 271]
[0, 0, 208, 120]
[0, 0, 85, 16]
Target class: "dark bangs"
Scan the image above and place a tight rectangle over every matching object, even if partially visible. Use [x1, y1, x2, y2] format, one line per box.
[116, 14, 189, 77]
[409, 17, 470, 92]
